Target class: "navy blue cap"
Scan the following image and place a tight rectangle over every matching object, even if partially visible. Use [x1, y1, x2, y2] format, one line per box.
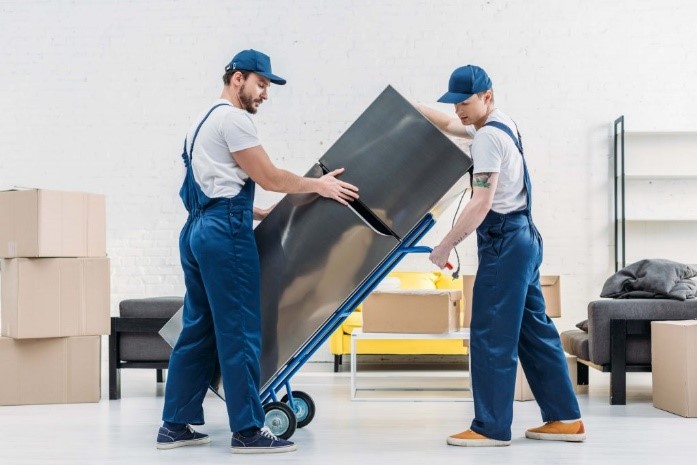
[225, 49, 286, 85]
[437, 65, 492, 103]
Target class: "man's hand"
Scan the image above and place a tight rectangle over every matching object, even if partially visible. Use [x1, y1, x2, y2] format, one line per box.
[253, 203, 277, 221]
[429, 243, 452, 269]
[316, 168, 359, 205]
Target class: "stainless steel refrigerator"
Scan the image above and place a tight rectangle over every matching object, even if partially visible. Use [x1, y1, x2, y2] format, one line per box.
[255, 85, 472, 388]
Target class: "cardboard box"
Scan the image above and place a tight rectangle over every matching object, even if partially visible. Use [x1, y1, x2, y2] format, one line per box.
[0, 189, 106, 258]
[462, 275, 476, 328]
[362, 289, 462, 334]
[651, 321, 697, 417]
[515, 354, 583, 401]
[540, 276, 561, 318]
[515, 361, 535, 402]
[1, 258, 110, 339]
[462, 275, 561, 327]
[0, 336, 100, 405]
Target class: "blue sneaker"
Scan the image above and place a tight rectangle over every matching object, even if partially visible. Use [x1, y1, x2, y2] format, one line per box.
[230, 426, 297, 454]
[156, 425, 211, 450]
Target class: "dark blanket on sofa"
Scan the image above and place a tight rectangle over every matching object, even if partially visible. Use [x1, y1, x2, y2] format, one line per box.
[601, 259, 697, 301]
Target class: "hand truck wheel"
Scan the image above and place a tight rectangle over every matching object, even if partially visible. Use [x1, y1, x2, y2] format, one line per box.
[281, 390, 316, 428]
[263, 401, 297, 439]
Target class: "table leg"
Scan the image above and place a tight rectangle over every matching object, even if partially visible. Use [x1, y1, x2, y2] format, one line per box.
[350, 334, 357, 400]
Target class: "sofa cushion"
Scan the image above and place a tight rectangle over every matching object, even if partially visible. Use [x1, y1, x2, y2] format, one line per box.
[119, 297, 183, 318]
[434, 273, 462, 290]
[119, 334, 173, 362]
[561, 330, 589, 361]
[345, 333, 468, 355]
[563, 328, 648, 368]
[575, 320, 588, 332]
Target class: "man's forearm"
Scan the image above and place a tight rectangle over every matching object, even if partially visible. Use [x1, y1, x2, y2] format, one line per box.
[439, 198, 490, 249]
[417, 104, 452, 132]
[267, 169, 319, 194]
[416, 104, 474, 139]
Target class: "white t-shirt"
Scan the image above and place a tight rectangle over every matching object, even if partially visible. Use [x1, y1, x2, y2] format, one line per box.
[470, 109, 527, 214]
[185, 99, 260, 198]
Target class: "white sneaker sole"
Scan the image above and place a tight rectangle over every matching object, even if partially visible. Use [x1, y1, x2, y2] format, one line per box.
[156, 437, 211, 450]
[231, 444, 298, 454]
[525, 431, 586, 442]
[447, 437, 511, 447]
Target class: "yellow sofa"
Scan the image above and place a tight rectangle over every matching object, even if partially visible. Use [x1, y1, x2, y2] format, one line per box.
[329, 271, 467, 371]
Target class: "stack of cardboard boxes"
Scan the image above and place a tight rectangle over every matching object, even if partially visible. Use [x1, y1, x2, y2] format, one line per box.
[0, 189, 110, 405]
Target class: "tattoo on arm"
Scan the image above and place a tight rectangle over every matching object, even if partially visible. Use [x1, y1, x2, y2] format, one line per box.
[473, 172, 492, 188]
[452, 232, 469, 247]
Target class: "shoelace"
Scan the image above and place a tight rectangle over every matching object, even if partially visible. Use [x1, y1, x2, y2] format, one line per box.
[259, 427, 279, 441]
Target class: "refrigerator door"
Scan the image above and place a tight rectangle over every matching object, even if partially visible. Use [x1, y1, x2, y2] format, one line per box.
[319, 85, 472, 238]
[255, 164, 399, 388]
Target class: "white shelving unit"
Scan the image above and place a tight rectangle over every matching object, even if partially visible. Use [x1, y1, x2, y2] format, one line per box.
[613, 117, 697, 270]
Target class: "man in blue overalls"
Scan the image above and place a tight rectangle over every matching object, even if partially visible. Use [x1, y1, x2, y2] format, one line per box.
[418, 65, 585, 446]
[156, 49, 359, 454]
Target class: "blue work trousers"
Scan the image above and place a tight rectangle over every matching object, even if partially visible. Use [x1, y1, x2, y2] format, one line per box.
[162, 191, 265, 432]
[469, 210, 581, 441]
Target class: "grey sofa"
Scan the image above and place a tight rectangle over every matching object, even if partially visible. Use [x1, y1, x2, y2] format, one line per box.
[561, 298, 697, 405]
[109, 297, 183, 400]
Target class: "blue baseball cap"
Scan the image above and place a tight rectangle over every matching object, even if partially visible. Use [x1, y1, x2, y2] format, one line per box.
[437, 65, 492, 103]
[225, 49, 287, 85]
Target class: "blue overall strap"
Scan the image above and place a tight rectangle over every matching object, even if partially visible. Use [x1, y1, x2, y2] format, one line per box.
[483, 121, 523, 155]
[469, 121, 525, 198]
[483, 120, 534, 217]
[181, 103, 232, 165]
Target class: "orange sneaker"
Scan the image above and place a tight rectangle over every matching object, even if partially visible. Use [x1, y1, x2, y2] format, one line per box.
[447, 429, 511, 447]
[525, 420, 586, 442]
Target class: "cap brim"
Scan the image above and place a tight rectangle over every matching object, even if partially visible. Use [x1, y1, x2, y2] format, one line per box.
[437, 91, 473, 104]
[257, 71, 286, 85]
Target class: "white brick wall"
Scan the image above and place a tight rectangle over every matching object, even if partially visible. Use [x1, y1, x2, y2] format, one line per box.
[2, 1, 697, 362]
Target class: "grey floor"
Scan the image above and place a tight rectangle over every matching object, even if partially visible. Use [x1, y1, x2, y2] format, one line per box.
[1, 361, 696, 465]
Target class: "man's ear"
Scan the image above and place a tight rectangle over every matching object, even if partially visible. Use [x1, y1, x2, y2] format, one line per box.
[232, 71, 245, 85]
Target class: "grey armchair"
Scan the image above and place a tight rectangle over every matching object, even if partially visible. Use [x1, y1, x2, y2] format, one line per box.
[561, 298, 697, 405]
[109, 297, 183, 400]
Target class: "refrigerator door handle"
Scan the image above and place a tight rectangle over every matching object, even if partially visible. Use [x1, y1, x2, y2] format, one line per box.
[318, 161, 398, 239]
[345, 199, 395, 238]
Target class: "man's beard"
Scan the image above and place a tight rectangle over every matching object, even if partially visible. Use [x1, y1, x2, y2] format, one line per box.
[238, 83, 260, 114]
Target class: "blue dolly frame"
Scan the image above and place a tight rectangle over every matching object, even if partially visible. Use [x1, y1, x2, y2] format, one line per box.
[258, 214, 439, 438]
